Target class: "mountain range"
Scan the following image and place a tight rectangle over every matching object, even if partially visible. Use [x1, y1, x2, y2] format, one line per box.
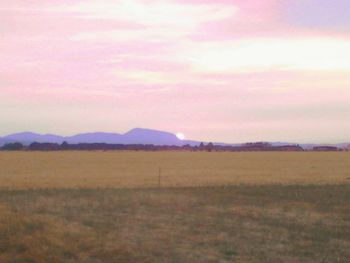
[0, 128, 201, 146]
[0, 128, 348, 149]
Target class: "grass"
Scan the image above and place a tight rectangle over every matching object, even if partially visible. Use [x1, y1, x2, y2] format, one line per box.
[0, 151, 350, 189]
[0, 185, 349, 262]
[0, 152, 349, 262]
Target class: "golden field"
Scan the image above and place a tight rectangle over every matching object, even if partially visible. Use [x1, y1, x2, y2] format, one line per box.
[1, 151, 350, 189]
[0, 152, 349, 262]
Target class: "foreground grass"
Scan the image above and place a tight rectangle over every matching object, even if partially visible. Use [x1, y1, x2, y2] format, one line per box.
[1, 152, 350, 189]
[1, 184, 349, 263]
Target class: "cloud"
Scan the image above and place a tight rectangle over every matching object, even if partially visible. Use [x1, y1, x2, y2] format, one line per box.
[62, 0, 236, 25]
[185, 37, 350, 73]
[67, 0, 237, 44]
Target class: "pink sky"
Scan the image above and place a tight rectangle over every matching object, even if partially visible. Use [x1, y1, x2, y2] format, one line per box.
[1, 0, 350, 143]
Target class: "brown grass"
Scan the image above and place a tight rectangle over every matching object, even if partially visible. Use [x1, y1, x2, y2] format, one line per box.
[0, 185, 349, 262]
[0, 151, 349, 189]
[0, 152, 349, 262]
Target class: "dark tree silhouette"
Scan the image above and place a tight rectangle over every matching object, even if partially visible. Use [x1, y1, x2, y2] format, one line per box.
[206, 142, 214, 152]
[1, 142, 24, 151]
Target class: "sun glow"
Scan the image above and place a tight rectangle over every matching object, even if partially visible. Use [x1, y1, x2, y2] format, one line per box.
[176, 133, 185, 140]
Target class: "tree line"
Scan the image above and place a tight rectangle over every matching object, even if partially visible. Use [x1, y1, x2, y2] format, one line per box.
[0, 141, 341, 151]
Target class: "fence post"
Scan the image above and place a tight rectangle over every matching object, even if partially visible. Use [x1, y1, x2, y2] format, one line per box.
[158, 167, 161, 188]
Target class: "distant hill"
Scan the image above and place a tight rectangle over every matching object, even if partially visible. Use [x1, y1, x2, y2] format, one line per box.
[66, 132, 123, 144]
[3, 132, 65, 145]
[122, 128, 181, 145]
[0, 136, 17, 146]
[2, 128, 201, 146]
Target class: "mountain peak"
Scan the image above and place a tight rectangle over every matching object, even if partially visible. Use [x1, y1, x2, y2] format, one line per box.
[123, 128, 181, 145]
[7, 131, 39, 136]
[125, 127, 174, 135]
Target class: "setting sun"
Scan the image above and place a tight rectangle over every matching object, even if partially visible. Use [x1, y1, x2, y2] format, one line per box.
[176, 133, 185, 140]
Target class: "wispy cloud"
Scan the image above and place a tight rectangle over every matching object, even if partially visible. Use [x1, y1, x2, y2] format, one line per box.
[186, 37, 350, 72]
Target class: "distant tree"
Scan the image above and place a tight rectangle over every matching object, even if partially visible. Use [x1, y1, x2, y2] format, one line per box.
[29, 142, 60, 151]
[1, 142, 24, 151]
[206, 142, 214, 152]
[61, 141, 69, 150]
[199, 142, 205, 151]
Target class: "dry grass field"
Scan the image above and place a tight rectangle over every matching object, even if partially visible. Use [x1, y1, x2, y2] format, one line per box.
[0, 152, 349, 262]
[0, 151, 350, 189]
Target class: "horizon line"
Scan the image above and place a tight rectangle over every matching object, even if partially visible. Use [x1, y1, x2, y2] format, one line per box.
[0, 129, 349, 146]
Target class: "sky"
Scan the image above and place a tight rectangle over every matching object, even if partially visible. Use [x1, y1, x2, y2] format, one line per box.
[1, 0, 350, 143]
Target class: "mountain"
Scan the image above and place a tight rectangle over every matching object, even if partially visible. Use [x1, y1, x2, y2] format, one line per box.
[122, 128, 182, 145]
[65, 129, 195, 145]
[0, 136, 17, 146]
[1, 129, 199, 146]
[66, 132, 123, 144]
[3, 132, 65, 145]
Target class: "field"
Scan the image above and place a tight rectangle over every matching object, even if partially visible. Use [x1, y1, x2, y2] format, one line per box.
[1, 151, 350, 189]
[0, 152, 349, 262]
